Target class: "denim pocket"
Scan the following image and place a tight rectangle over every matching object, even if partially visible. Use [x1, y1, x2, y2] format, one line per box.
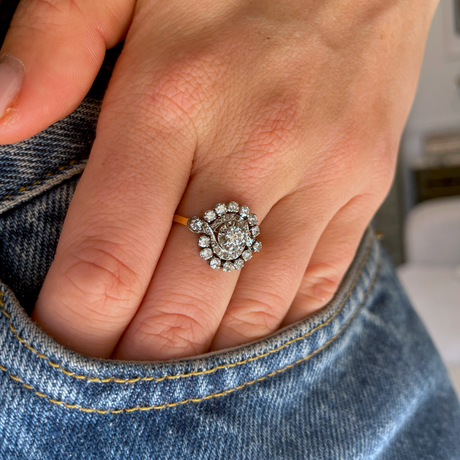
[0, 221, 379, 415]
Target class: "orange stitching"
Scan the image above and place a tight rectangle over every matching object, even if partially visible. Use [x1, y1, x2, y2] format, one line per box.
[0, 241, 375, 384]
[0, 266, 378, 413]
[1, 159, 78, 201]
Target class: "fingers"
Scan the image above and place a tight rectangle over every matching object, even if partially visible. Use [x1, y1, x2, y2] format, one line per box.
[208, 190, 335, 351]
[113, 185, 335, 360]
[31, 43, 199, 358]
[280, 194, 378, 327]
[112, 182, 280, 361]
[0, 0, 134, 144]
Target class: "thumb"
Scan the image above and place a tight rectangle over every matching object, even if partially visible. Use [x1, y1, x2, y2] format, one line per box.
[0, 0, 135, 144]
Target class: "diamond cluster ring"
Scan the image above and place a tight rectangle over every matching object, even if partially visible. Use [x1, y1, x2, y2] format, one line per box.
[173, 201, 262, 271]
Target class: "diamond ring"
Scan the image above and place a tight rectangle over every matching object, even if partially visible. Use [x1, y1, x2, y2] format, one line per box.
[173, 201, 262, 271]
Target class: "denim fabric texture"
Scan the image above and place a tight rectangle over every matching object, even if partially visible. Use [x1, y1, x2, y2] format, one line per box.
[0, 27, 460, 460]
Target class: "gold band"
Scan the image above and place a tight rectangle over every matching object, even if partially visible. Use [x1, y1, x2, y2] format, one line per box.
[173, 214, 189, 226]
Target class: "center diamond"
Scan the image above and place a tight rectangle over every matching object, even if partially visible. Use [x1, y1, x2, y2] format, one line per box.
[217, 222, 247, 253]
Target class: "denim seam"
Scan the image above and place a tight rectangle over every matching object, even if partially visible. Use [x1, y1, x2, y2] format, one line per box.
[1, 159, 79, 201]
[0, 261, 379, 413]
[0, 240, 375, 384]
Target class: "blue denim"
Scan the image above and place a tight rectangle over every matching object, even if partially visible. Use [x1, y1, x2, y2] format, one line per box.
[0, 43, 460, 460]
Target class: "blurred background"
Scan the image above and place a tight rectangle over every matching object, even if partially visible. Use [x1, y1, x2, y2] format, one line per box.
[374, 0, 460, 394]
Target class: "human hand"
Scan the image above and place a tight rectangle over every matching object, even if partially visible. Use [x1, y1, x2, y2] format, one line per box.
[0, 0, 437, 360]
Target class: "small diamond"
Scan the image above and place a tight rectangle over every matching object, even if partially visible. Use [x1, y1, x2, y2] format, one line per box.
[251, 226, 260, 237]
[252, 240, 262, 252]
[200, 248, 213, 260]
[222, 261, 235, 272]
[246, 235, 254, 247]
[228, 201, 239, 212]
[209, 257, 221, 269]
[242, 250, 253, 261]
[248, 214, 258, 225]
[233, 258, 244, 270]
[187, 216, 203, 233]
[204, 210, 217, 222]
[215, 203, 227, 216]
[239, 206, 250, 217]
[198, 235, 211, 247]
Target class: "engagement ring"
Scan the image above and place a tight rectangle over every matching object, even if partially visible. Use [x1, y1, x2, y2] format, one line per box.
[173, 201, 262, 271]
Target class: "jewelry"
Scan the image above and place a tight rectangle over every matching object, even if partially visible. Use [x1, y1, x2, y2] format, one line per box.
[173, 201, 262, 271]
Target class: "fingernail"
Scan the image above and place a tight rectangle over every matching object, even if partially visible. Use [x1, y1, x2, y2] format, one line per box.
[0, 53, 25, 119]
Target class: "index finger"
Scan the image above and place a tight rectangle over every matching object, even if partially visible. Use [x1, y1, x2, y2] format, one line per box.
[32, 41, 197, 358]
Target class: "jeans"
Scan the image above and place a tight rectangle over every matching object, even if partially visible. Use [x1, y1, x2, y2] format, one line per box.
[0, 41, 459, 460]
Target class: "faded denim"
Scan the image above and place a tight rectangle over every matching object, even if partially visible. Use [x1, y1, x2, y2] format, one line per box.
[0, 42, 460, 460]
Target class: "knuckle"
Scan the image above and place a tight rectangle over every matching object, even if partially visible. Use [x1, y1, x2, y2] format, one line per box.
[299, 262, 343, 307]
[310, 119, 398, 196]
[370, 135, 398, 192]
[224, 289, 287, 341]
[136, 309, 210, 359]
[316, 0, 399, 49]
[353, 128, 398, 199]
[235, 93, 302, 179]
[130, 287, 220, 359]
[103, 52, 226, 148]
[140, 54, 224, 129]
[61, 239, 145, 320]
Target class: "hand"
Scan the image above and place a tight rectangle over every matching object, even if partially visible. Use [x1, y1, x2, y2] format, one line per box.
[0, 0, 437, 360]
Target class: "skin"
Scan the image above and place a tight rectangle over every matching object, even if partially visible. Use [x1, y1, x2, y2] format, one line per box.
[0, 0, 438, 361]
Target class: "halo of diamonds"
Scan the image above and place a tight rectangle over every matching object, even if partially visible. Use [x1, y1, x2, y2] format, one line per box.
[187, 201, 262, 271]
